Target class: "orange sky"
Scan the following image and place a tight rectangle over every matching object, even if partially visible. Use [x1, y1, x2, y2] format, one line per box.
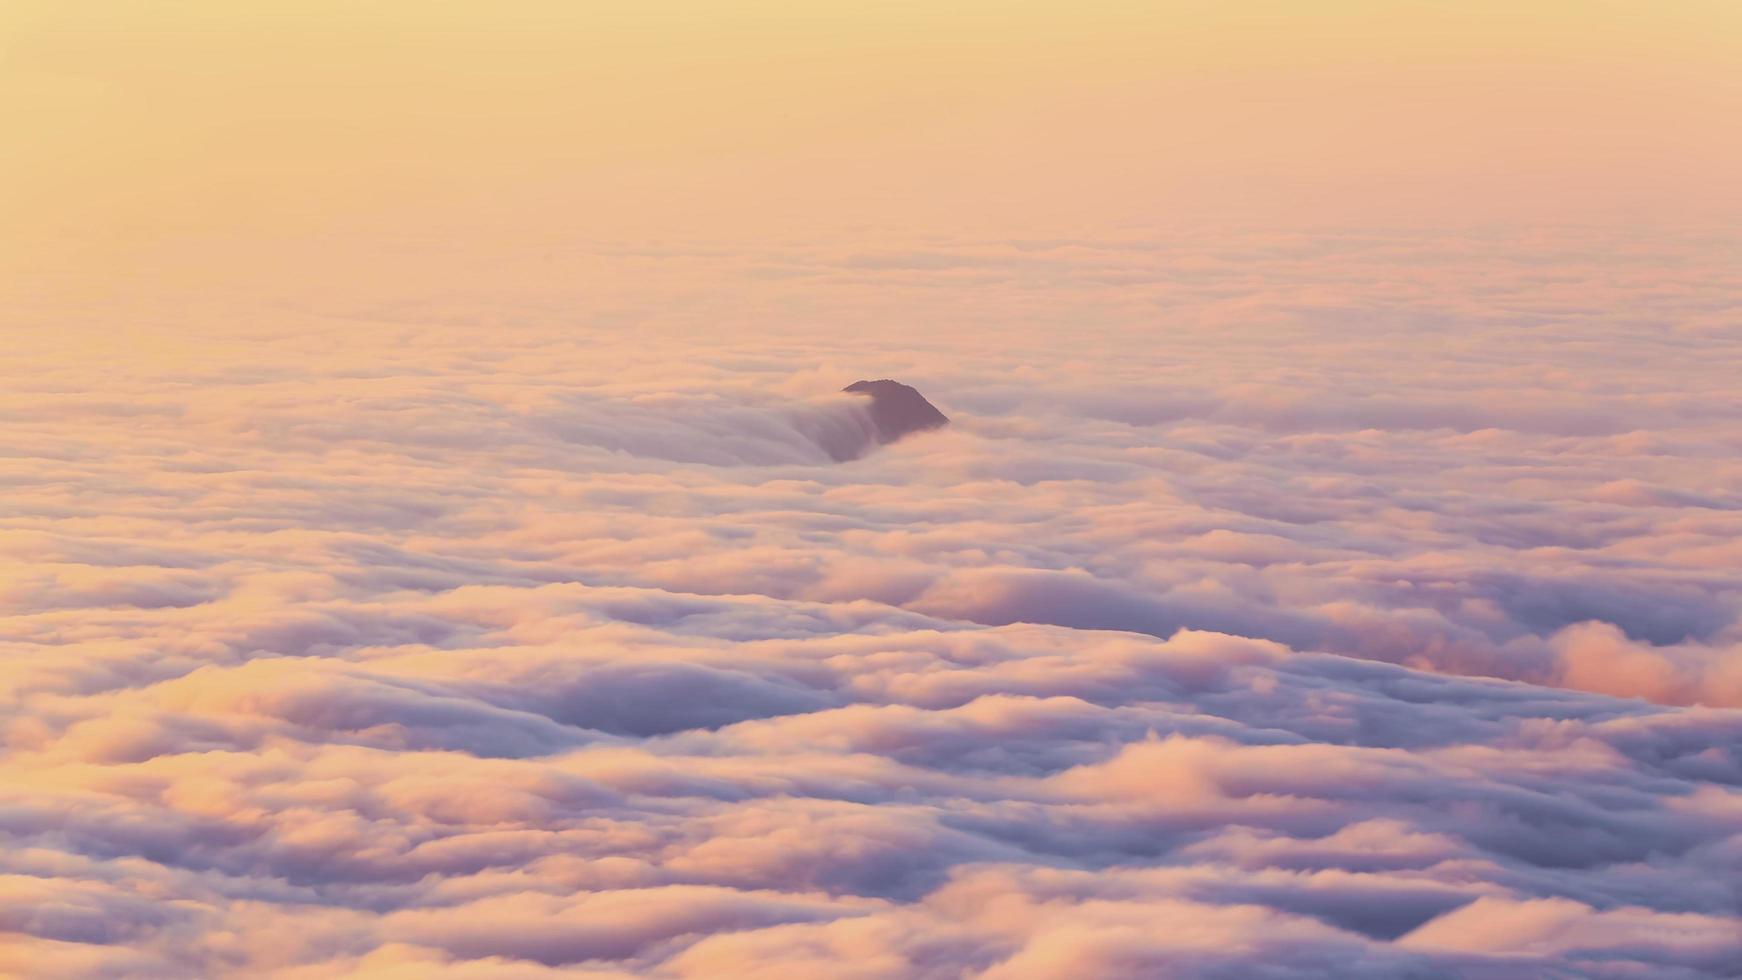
[5, 0, 1741, 278]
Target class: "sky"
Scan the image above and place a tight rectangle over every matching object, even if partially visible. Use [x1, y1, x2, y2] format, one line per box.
[3, 3, 1742, 979]
[7, 1, 1742, 270]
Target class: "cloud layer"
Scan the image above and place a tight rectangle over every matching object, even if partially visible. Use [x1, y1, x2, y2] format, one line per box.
[3, 230, 1740, 977]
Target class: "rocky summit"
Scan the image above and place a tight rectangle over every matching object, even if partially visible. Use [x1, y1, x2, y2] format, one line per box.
[843, 379, 949, 446]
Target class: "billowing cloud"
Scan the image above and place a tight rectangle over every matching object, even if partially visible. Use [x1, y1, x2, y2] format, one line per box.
[2, 230, 1739, 977]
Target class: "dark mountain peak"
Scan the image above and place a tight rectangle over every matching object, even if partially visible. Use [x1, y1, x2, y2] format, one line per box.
[843, 379, 949, 447]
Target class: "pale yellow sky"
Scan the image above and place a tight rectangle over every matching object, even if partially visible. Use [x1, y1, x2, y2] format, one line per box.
[5, 0, 1740, 279]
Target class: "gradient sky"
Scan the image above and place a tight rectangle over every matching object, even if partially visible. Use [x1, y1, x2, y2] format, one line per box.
[6, 0, 1742, 278]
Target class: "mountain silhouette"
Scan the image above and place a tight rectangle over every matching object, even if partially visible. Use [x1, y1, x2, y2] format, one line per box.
[793, 380, 949, 462]
[844, 380, 949, 447]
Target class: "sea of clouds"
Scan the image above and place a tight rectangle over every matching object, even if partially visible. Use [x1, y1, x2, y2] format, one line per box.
[3, 230, 1740, 977]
